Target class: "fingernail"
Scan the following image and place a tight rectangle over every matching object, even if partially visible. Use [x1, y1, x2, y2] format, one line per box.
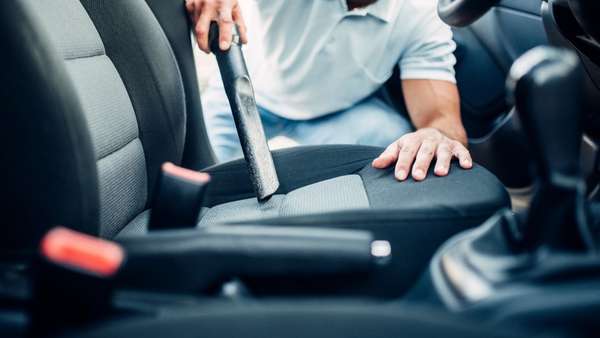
[396, 170, 407, 180]
[220, 40, 229, 50]
[414, 169, 425, 180]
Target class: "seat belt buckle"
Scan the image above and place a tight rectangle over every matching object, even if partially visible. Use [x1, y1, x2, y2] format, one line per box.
[148, 162, 210, 231]
[31, 227, 125, 335]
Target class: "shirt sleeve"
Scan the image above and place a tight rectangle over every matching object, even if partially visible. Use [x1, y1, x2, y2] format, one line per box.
[398, 1, 457, 83]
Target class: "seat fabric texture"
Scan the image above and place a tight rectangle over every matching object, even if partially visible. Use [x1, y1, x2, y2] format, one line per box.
[198, 146, 508, 226]
[121, 145, 509, 238]
[6, 0, 509, 258]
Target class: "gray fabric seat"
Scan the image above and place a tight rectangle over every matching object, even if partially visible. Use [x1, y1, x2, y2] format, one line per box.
[201, 175, 370, 225]
[2, 0, 509, 295]
[20, 0, 183, 239]
[120, 154, 509, 238]
[0, 0, 512, 296]
[120, 174, 370, 236]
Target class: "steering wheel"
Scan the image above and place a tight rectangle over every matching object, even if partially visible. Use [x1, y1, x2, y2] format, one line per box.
[437, 0, 500, 27]
[568, 0, 600, 42]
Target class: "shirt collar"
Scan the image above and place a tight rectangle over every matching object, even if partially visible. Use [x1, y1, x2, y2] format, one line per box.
[338, 0, 394, 23]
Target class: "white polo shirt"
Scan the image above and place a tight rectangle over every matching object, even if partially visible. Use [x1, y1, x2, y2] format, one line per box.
[202, 0, 457, 120]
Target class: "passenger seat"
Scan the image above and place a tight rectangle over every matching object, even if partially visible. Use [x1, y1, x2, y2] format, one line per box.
[1, 0, 509, 290]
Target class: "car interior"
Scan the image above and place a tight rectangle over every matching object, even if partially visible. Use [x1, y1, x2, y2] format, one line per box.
[1, 0, 599, 337]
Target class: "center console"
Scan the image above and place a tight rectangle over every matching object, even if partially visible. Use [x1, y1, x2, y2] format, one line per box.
[423, 46, 600, 337]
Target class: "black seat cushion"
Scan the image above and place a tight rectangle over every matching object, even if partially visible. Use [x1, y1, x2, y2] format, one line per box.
[203, 145, 508, 218]
[119, 145, 509, 296]
[119, 145, 508, 235]
[206, 145, 510, 296]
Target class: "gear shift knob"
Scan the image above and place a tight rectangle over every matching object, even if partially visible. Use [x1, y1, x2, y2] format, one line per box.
[507, 47, 592, 251]
[508, 47, 583, 184]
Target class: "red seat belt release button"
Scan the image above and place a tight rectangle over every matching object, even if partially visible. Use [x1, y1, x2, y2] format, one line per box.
[40, 227, 124, 277]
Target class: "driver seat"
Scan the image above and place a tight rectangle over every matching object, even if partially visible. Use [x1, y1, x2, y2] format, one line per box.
[1, 0, 509, 292]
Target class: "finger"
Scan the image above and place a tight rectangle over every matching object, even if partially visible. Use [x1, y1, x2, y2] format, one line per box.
[434, 143, 452, 176]
[452, 142, 473, 169]
[218, 5, 234, 50]
[372, 141, 401, 169]
[185, 0, 195, 16]
[195, 5, 215, 53]
[191, 0, 202, 28]
[394, 138, 419, 181]
[412, 140, 436, 181]
[232, 4, 248, 44]
[186, 0, 201, 31]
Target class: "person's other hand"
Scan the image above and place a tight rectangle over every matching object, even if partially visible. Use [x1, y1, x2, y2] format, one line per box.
[185, 0, 248, 53]
[372, 128, 473, 181]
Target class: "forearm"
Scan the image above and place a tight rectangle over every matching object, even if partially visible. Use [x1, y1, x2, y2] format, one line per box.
[402, 79, 467, 145]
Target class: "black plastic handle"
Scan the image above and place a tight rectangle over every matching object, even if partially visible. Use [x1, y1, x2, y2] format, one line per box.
[507, 47, 593, 251]
[208, 22, 280, 201]
[508, 47, 583, 185]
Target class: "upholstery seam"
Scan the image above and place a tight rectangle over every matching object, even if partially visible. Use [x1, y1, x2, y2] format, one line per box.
[356, 171, 372, 208]
[97, 138, 148, 238]
[96, 137, 141, 163]
[65, 55, 141, 161]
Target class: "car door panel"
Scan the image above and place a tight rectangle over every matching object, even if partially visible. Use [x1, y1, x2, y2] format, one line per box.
[454, 0, 546, 128]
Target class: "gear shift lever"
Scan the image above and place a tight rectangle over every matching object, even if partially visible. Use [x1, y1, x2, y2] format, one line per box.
[508, 47, 582, 183]
[508, 47, 593, 251]
[427, 47, 598, 312]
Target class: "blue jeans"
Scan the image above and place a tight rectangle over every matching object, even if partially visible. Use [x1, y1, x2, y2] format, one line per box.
[204, 96, 414, 162]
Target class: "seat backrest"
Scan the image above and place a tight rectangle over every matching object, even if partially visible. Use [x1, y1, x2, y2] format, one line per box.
[0, 1, 100, 257]
[0, 0, 198, 257]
